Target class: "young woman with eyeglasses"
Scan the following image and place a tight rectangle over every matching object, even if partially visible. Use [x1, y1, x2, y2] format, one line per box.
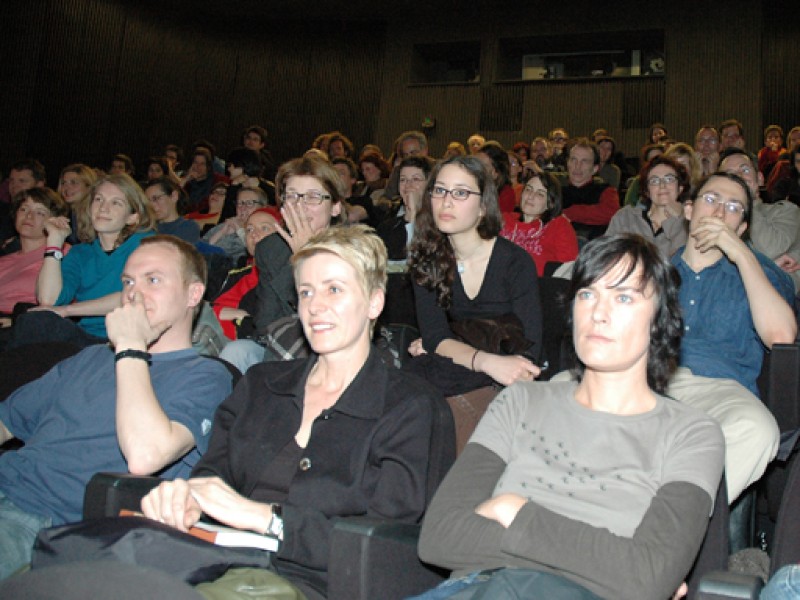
[405, 156, 542, 394]
[219, 156, 345, 373]
[500, 166, 578, 276]
[606, 155, 690, 258]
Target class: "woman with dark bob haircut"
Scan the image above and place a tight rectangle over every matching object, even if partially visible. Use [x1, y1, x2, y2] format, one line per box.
[606, 155, 690, 257]
[406, 155, 542, 394]
[414, 234, 725, 600]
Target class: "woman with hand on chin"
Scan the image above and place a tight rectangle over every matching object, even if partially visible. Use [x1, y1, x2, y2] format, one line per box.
[500, 166, 578, 276]
[8, 174, 155, 349]
[413, 235, 725, 600]
[606, 155, 690, 258]
[219, 156, 345, 373]
[142, 226, 435, 600]
[406, 155, 542, 394]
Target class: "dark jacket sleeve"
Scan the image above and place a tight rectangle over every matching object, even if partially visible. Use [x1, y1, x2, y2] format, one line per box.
[253, 233, 297, 332]
[419, 443, 713, 600]
[505, 244, 543, 362]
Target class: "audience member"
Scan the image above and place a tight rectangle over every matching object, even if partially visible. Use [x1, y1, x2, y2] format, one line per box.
[648, 122, 668, 144]
[327, 131, 354, 160]
[719, 118, 747, 152]
[185, 181, 227, 234]
[145, 177, 200, 244]
[695, 125, 721, 177]
[109, 154, 135, 177]
[664, 142, 702, 193]
[556, 138, 620, 239]
[666, 171, 795, 500]
[212, 207, 281, 340]
[595, 135, 621, 189]
[759, 124, 786, 180]
[414, 234, 724, 600]
[607, 155, 690, 258]
[405, 155, 542, 395]
[203, 187, 268, 261]
[624, 143, 666, 207]
[1, 160, 47, 243]
[0, 188, 68, 328]
[182, 147, 230, 212]
[56, 163, 97, 245]
[0, 235, 233, 579]
[766, 126, 800, 199]
[500, 166, 578, 275]
[475, 141, 516, 213]
[221, 156, 345, 372]
[548, 128, 569, 170]
[241, 124, 277, 181]
[467, 134, 485, 155]
[143, 156, 172, 183]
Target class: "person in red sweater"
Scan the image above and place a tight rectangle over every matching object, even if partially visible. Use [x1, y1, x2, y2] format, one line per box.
[501, 167, 578, 276]
[212, 207, 281, 340]
[476, 141, 517, 213]
[557, 138, 620, 240]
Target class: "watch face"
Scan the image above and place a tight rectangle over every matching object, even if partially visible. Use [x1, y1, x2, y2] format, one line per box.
[54, 250, 64, 260]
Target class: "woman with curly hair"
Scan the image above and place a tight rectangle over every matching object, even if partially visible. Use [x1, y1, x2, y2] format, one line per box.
[606, 155, 690, 258]
[414, 234, 724, 600]
[406, 155, 542, 394]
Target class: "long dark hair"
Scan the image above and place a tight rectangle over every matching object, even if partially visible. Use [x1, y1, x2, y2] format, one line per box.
[408, 155, 501, 309]
[567, 234, 683, 393]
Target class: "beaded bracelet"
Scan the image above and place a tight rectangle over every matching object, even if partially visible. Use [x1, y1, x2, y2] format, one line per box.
[115, 349, 152, 365]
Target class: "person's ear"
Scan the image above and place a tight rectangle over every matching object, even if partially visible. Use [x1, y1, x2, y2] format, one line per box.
[331, 200, 342, 218]
[125, 212, 140, 227]
[368, 289, 385, 321]
[684, 201, 693, 222]
[736, 220, 748, 238]
[186, 282, 205, 309]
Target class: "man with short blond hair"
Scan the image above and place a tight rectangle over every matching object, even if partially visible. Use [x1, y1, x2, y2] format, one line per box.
[0, 235, 232, 578]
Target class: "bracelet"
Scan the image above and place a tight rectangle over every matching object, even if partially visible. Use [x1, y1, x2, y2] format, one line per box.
[471, 350, 480, 372]
[44, 245, 63, 253]
[115, 349, 152, 365]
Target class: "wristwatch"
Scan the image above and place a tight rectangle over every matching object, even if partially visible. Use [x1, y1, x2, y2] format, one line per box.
[44, 249, 64, 260]
[267, 503, 284, 541]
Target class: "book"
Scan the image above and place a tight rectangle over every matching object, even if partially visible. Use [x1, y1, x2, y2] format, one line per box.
[119, 510, 278, 552]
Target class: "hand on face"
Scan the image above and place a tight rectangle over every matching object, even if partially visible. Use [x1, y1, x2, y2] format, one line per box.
[106, 291, 170, 351]
[278, 200, 316, 254]
[690, 216, 748, 262]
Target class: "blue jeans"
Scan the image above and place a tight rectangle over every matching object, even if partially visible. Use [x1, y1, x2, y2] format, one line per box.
[406, 570, 496, 599]
[761, 564, 800, 600]
[0, 491, 52, 580]
[219, 339, 266, 375]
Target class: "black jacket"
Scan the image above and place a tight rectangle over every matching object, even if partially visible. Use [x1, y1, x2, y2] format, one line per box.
[192, 350, 436, 597]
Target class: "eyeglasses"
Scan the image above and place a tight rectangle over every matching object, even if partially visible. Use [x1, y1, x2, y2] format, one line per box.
[699, 193, 746, 216]
[522, 186, 547, 198]
[647, 174, 679, 187]
[697, 137, 718, 145]
[727, 164, 754, 176]
[211, 188, 228, 196]
[399, 176, 426, 186]
[430, 186, 481, 202]
[147, 193, 169, 203]
[237, 199, 262, 208]
[282, 191, 332, 205]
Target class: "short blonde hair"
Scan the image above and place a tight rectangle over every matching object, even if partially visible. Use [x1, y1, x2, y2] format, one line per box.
[292, 224, 387, 302]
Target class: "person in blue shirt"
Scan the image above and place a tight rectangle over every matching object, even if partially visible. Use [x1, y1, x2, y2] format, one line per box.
[0, 235, 233, 579]
[667, 171, 796, 502]
[145, 177, 200, 244]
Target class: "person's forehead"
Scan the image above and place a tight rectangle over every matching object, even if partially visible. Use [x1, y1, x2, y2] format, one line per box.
[699, 177, 747, 202]
[570, 146, 593, 159]
[127, 243, 181, 269]
[238, 189, 259, 201]
[247, 212, 276, 226]
[400, 166, 424, 179]
[11, 169, 33, 179]
[721, 154, 753, 171]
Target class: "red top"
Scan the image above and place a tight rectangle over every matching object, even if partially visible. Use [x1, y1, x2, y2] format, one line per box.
[497, 184, 517, 213]
[213, 265, 259, 340]
[500, 213, 578, 276]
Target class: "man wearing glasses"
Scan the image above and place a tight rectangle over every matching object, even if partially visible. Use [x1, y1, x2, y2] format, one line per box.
[667, 171, 796, 505]
[719, 148, 800, 293]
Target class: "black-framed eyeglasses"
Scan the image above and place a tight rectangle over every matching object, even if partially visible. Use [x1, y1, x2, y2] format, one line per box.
[282, 191, 332, 205]
[430, 186, 481, 201]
